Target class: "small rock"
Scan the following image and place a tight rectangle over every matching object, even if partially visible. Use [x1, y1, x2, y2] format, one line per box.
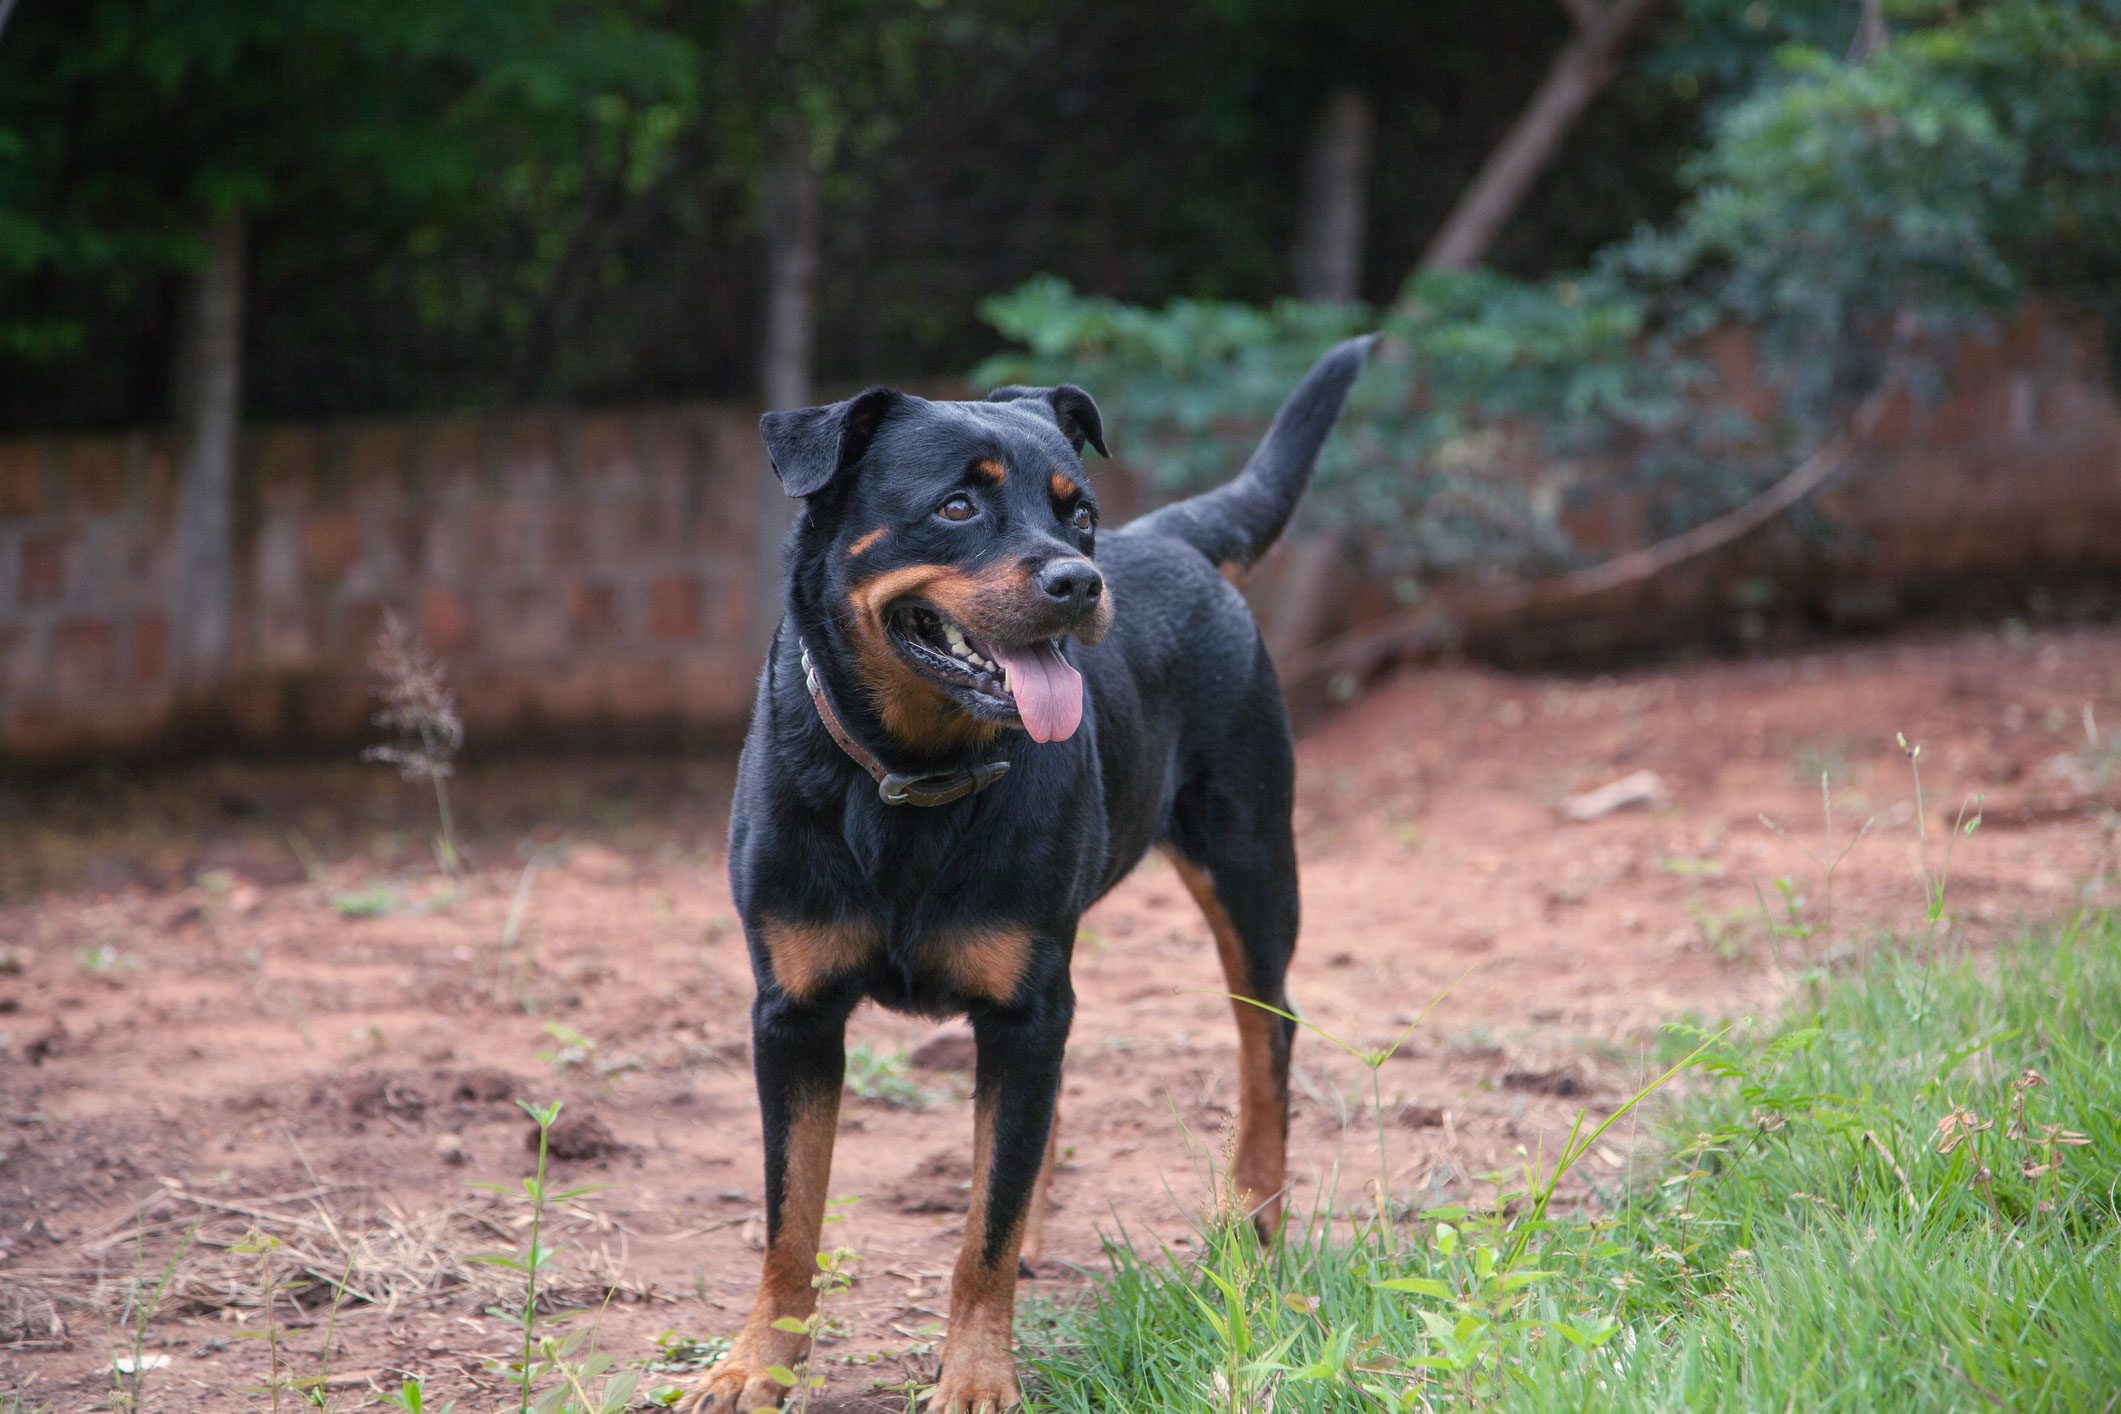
[562, 844, 635, 884]
[346, 1074, 427, 1120]
[1501, 1067, 1590, 1098]
[448, 1068, 517, 1104]
[434, 1133, 469, 1167]
[538, 1110, 619, 1162]
[20, 1020, 66, 1065]
[1560, 770, 1668, 822]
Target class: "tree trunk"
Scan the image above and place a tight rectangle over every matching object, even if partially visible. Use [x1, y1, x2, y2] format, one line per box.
[1291, 87, 1372, 304]
[170, 210, 246, 703]
[1417, 0, 1664, 276]
[753, 117, 820, 651]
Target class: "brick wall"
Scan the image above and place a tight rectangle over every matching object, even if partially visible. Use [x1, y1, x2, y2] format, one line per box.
[2, 307, 2119, 764]
[0, 404, 769, 762]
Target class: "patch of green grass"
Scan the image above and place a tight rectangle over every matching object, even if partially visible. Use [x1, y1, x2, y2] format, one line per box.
[331, 883, 402, 919]
[844, 1043, 937, 1109]
[1024, 913, 2121, 1411]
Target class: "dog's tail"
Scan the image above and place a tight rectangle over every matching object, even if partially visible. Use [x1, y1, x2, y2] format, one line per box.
[1132, 334, 1374, 577]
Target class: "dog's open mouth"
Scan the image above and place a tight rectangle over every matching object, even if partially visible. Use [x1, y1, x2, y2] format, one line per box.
[888, 604, 1084, 743]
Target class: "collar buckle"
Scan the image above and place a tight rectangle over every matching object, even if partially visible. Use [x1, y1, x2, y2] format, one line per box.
[879, 760, 1011, 807]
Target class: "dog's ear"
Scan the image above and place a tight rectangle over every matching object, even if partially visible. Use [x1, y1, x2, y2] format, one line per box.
[760, 387, 905, 498]
[984, 384, 1109, 459]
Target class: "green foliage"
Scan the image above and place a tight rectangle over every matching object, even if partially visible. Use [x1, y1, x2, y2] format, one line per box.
[1025, 912, 2121, 1410]
[843, 1041, 938, 1108]
[980, 2, 2121, 574]
[463, 1099, 626, 1414]
[0, 1, 1715, 429]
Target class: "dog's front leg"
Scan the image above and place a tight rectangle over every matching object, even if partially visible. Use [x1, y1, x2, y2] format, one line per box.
[683, 991, 850, 1413]
[931, 985, 1073, 1413]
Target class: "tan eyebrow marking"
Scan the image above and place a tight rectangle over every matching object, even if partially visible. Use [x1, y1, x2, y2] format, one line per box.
[972, 458, 1006, 484]
[847, 528, 888, 557]
[1049, 472, 1079, 500]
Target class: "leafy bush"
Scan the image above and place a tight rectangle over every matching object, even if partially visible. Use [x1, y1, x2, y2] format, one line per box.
[977, 1, 2121, 576]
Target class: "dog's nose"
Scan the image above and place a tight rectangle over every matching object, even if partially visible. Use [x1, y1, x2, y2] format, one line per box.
[1035, 558, 1103, 611]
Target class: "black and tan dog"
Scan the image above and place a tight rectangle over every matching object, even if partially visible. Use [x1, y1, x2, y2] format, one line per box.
[683, 337, 1371, 1412]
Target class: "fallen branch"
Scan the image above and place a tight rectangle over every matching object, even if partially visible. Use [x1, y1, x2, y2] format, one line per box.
[1285, 377, 1898, 688]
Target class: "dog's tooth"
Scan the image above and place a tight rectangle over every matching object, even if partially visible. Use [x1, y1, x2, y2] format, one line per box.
[944, 623, 966, 647]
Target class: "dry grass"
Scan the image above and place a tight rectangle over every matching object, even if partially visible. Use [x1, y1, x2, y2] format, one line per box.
[3, 1176, 644, 1351]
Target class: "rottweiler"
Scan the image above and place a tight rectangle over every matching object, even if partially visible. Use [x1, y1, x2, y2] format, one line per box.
[683, 336, 1372, 1413]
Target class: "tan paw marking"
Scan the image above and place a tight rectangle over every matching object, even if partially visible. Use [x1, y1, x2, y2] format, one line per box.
[924, 1356, 1022, 1413]
[678, 1361, 797, 1413]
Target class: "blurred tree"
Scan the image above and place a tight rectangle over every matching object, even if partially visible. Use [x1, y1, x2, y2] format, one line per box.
[1419, 0, 1668, 274]
[0, 1, 691, 689]
[976, 0, 2121, 651]
[2, 0, 1717, 433]
[1291, 88, 1372, 304]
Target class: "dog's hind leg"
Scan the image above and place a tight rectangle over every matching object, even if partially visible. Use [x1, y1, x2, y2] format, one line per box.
[1166, 752, 1299, 1241]
[682, 990, 854, 1413]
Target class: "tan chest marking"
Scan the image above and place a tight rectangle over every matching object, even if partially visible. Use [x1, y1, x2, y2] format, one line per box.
[924, 926, 1034, 1005]
[761, 917, 883, 1002]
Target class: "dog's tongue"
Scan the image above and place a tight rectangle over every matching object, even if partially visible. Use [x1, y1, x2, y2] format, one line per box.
[989, 639, 1083, 743]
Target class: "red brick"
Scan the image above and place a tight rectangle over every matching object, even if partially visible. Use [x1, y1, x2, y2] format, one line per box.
[20, 534, 69, 602]
[601, 659, 675, 719]
[342, 600, 389, 662]
[253, 428, 317, 509]
[346, 423, 407, 499]
[568, 581, 623, 643]
[579, 414, 635, 481]
[51, 619, 118, 699]
[139, 439, 178, 519]
[132, 614, 169, 687]
[420, 588, 475, 653]
[478, 499, 542, 568]
[302, 513, 362, 583]
[701, 564, 755, 643]
[0, 442, 45, 516]
[528, 658, 602, 720]
[546, 500, 592, 567]
[625, 493, 681, 556]
[494, 588, 567, 657]
[679, 647, 756, 717]
[646, 574, 701, 640]
[387, 514, 427, 575]
[0, 627, 24, 701]
[424, 418, 484, 482]
[453, 663, 529, 726]
[63, 438, 127, 514]
[507, 414, 563, 483]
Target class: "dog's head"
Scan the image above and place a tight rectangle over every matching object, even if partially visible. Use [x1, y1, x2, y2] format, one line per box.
[764, 383, 1113, 750]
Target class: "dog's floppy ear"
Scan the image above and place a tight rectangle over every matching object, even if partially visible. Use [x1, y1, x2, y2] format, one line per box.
[984, 384, 1110, 459]
[760, 387, 905, 497]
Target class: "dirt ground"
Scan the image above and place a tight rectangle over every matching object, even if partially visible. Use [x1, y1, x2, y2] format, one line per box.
[5, 622, 2120, 1411]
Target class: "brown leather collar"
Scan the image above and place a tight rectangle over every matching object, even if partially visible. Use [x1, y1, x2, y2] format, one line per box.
[799, 639, 1011, 807]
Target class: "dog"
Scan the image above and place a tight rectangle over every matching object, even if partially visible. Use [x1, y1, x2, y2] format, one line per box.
[682, 336, 1372, 1413]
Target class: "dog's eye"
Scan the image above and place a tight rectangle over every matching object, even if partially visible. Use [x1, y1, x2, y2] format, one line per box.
[1070, 504, 1095, 533]
[937, 494, 978, 523]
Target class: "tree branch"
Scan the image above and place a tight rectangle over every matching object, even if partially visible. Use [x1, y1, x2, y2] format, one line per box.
[1283, 375, 1900, 688]
[1415, 0, 1665, 275]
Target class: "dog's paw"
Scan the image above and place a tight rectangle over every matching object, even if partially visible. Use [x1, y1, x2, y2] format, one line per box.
[924, 1356, 1022, 1413]
[676, 1362, 795, 1414]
